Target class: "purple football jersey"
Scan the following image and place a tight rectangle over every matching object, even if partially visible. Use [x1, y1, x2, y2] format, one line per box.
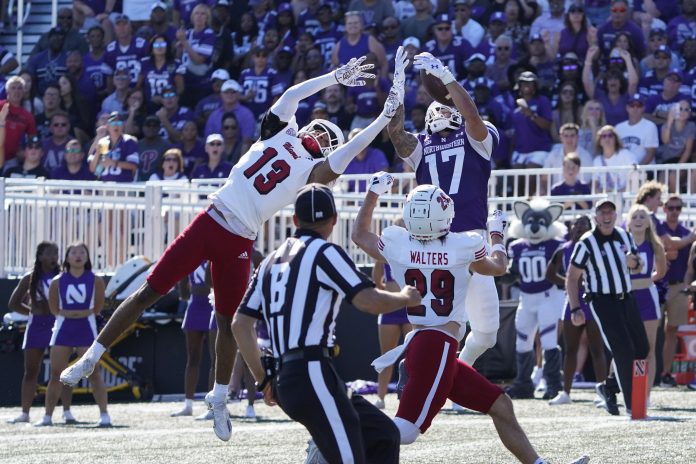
[239, 66, 277, 119]
[314, 26, 343, 65]
[159, 107, 195, 141]
[58, 271, 96, 311]
[83, 52, 109, 93]
[104, 37, 148, 84]
[509, 238, 564, 293]
[182, 28, 216, 86]
[194, 94, 222, 119]
[99, 135, 140, 182]
[50, 163, 96, 181]
[140, 57, 186, 104]
[42, 138, 72, 171]
[410, 125, 498, 232]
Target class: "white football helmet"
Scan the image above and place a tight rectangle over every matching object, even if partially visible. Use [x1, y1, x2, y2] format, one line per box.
[425, 101, 462, 135]
[298, 119, 345, 157]
[403, 184, 455, 241]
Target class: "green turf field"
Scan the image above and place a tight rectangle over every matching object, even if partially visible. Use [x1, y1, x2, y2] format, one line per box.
[2, 387, 695, 463]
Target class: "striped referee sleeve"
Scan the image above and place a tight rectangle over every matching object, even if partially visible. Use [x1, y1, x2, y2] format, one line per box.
[569, 240, 590, 269]
[316, 244, 374, 303]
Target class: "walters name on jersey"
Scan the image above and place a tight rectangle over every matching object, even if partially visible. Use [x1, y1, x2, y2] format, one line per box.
[379, 226, 487, 329]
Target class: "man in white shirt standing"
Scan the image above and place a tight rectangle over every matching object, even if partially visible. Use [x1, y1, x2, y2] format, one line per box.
[615, 93, 659, 165]
[453, 0, 484, 48]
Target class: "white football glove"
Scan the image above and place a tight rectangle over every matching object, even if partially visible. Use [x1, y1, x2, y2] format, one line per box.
[334, 56, 376, 87]
[487, 210, 508, 239]
[393, 45, 409, 86]
[382, 82, 404, 119]
[369, 171, 394, 195]
[412, 52, 455, 85]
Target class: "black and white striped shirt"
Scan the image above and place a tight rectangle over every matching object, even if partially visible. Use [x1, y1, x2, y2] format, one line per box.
[237, 229, 374, 358]
[570, 226, 637, 295]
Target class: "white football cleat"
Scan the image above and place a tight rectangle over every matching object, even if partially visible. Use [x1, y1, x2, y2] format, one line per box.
[62, 410, 77, 424]
[204, 391, 232, 441]
[170, 407, 193, 417]
[60, 357, 96, 387]
[569, 456, 590, 464]
[98, 413, 112, 427]
[33, 416, 53, 427]
[548, 391, 571, 406]
[195, 410, 214, 421]
[373, 398, 385, 410]
[7, 412, 29, 424]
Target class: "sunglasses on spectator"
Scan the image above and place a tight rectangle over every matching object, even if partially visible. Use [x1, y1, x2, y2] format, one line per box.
[163, 157, 178, 162]
[436, 26, 451, 31]
[223, 125, 237, 129]
[163, 92, 177, 98]
[666, 205, 682, 211]
[680, 107, 692, 112]
[153, 42, 167, 48]
[208, 141, 223, 146]
[65, 147, 81, 154]
[562, 64, 578, 71]
[600, 132, 615, 139]
[497, 46, 510, 51]
[52, 122, 68, 127]
[109, 121, 124, 126]
[611, 7, 627, 13]
[568, 6, 583, 13]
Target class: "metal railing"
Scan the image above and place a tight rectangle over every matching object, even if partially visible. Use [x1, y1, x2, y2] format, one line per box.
[2, 163, 696, 276]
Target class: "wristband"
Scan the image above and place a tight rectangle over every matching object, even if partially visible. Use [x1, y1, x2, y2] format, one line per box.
[570, 307, 582, 314]
[491, 243, 506, 255]
[490, 231, 504, 240]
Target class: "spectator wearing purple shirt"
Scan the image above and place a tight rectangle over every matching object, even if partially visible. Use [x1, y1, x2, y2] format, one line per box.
[423, 14, 473, 81]
[204, 79, 255, 152]
[50, 139, 96, 181]
[511, 72, 553, 169]
[83, 26, 110, 101]
[42, 112, 74, 171]
[66, 51, 98, 116]
[312, 5, 343, 65]
[239, 49, 278, 120]
[137, 115, 173, 181]
[194, 68, 228, 128]
[25, 28, 68, 96]
[582, 47, 638, 125]
[644, 69, 689, 131]
[660, 194, 696, 387]
[104, 15, 148, 86]
[666, 0, 696, 49]
[558, 4, 590, 61]
[177, 4, 216, 108]
[89, 112, 139, 182]
[343, 128, 389, 192]
[156, 86, 194, 144]
[176, 120, 206, 176]
[550, 153, 592, 210]
[596, 0, 646, 58]
[190, 133, 232, 179]
[138, 35, 186, 111]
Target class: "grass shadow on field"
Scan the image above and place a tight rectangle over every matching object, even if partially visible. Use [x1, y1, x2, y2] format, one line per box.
[650, 405, 696, 414]
[230, 415, 294, 424]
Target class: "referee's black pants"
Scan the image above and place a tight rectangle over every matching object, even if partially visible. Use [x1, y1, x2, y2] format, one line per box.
[589, 293, 649, 408]
[275, 357, 399, 464]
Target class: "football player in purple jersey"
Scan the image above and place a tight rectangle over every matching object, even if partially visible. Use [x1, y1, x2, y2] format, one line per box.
[388, 52, 502, 373]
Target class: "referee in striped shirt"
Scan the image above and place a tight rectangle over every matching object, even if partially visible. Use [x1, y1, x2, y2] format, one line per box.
[566, 198, 649, 416]
[232, 183, 421, 464]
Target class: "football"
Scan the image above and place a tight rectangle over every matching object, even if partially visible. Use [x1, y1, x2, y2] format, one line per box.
[420, 69, 453, 106]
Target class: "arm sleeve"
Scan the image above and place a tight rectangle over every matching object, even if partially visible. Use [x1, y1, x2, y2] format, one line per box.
[327, 114, 391, 174]
[269, 72, 337, 123]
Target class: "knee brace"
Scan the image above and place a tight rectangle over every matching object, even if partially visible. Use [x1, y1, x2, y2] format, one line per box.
[393, 417, 420, 445]
[459, 330, 498, 365]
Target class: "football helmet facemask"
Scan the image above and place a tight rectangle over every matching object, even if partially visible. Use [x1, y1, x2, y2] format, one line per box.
[425, 101, 462, 135]
[298, 119, 345, 158]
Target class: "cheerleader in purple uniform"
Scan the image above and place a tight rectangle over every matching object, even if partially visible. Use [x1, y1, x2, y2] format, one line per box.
[6, 242, 75, 424]
[627, 204, 667, 396]
[35, 243, 109, 427]
[171, 261, 216, 419]
[371, 260, 411, 410]
[545, 216, 607, 405]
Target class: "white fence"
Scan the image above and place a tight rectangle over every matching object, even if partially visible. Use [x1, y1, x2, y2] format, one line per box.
[2, 163, 696, 276]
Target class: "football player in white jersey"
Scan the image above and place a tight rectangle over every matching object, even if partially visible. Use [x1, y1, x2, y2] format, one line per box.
[350, 172, 590, 464]
[61, 49, 410, 442]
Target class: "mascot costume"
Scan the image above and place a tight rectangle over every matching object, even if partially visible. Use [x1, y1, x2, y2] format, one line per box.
[505, 199, 567, 400]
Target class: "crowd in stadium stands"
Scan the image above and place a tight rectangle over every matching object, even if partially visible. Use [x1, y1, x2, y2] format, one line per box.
[0, 0, 695, 191]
